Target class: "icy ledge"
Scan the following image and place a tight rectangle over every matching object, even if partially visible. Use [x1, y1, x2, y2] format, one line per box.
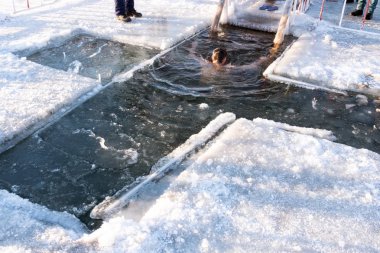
[253, 118, 336, 141]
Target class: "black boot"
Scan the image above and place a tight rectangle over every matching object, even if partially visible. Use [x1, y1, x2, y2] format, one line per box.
[127, 10, 142, 18]
[365, 12, 373, 20]
[116, 15, 132, 22]
[351, 9, 363, 16]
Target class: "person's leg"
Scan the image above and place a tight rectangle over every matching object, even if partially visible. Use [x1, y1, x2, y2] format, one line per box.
[126, 0, 134, 12]
[126, 0, 142, 17]
[115, 0, 132, 22]
[115, 0, 125, 16]
[351, 0, 365, 15]
[369, 0, 378, 13]
[365, 0, 378, 19]
[356, 0, 366, 10]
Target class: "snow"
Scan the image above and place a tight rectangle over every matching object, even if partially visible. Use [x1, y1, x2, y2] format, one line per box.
[223, 0, 287, 32]
[306, 0, 380, 32]
[1, 0, 380, 251]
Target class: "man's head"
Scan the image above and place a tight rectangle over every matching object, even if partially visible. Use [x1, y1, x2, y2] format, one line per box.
[211, 47, 228, 66]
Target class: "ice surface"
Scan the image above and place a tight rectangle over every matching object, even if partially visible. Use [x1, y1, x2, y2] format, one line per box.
[24, 35, 159, 84]
[252, 118, 337, 140]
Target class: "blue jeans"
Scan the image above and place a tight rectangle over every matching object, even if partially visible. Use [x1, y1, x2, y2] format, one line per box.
[115, 0, 134, 16]
[357, 0, 378, 13]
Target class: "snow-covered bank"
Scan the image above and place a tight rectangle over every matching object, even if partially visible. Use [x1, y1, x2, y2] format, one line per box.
[225, 0, 288, 32]
[0, 0, 216, 54]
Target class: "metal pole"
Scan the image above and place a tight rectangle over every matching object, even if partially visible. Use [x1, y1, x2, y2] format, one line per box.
[290, 0, 298, 25]
[361, 0, 372, 29]
[304, 0, 310, 12]
[274, 0, 293, 46]
[211, 0, 225, 32]
[339, 0, 348, 26]
[26, 0, 30, 8]
[12, 0, 16, 13]
[225, 0, 229, 24]
[319, 0, 326, 20]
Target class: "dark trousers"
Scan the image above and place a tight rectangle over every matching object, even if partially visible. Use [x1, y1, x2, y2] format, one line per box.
[115, 0, 134, 16]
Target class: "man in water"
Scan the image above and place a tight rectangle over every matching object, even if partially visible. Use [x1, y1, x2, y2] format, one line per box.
[210, 47, 230, 67]
[209, 46, 278, 69]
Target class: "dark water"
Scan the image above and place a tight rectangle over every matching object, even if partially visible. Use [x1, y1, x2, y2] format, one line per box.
[150, 28, 285, 98]
[1, 26, 379, 230]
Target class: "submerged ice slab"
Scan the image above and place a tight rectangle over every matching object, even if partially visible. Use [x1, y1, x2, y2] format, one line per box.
[84, 116, 380, 252]
[265, 25, 380, 95]
[24, 35, 159, 84]
[0, 53, 102, 152]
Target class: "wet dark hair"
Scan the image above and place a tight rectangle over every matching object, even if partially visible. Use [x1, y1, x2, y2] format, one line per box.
[212, 47, 228, 65]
